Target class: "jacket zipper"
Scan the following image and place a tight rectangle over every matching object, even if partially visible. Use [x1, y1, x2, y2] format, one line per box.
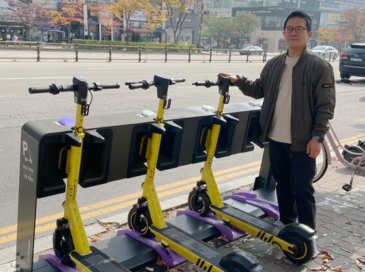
[263, 62, 286, 141]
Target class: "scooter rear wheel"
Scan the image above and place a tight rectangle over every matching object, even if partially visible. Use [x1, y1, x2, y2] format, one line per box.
[282, 234, 314, 264]
[188, 189, 211, 217]
[128, 207, 153, 237]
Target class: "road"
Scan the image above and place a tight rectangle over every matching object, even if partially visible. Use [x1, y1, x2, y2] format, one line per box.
[0, 55, 364, 251]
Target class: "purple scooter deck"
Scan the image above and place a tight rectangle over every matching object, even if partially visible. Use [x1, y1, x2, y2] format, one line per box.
[223, 192, 280, 220]
[117, 229, 187, 267]
[38, 254, 78, 272]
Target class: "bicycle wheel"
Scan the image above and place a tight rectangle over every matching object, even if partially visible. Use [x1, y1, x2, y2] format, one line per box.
[313, 142, 328, 183]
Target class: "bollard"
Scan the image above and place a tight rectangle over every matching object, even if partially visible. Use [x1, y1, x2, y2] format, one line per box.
[228, 49, 231, 63]
[329, 52, 331, 62]
[246, 51, 249, 63]
[75, 44, 78, 62]
[109, 45, 112, 62]
[139, 46, 141, 62]
[264, 51, 267, 62]
[188, 48, 191, 63]
[37, 42, 40, 62]
[209, 49, 212, 63]
[165, 47, 167, 62]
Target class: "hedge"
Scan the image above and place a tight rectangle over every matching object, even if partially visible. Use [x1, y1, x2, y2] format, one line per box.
[72, 39, 196, 52]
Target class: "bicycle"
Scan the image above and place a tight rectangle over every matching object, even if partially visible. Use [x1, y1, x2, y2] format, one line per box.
[313, 78, 365, 191]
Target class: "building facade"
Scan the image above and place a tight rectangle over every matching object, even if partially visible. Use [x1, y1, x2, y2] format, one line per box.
[203, 0, 364, 50]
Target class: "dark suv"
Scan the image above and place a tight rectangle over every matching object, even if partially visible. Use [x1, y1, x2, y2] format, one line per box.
[339, 43, 365, 79]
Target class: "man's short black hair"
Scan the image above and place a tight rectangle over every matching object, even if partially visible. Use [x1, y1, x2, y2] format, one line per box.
[283, 10, 312, 32]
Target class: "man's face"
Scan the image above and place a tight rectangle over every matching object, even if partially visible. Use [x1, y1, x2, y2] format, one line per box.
[283, 17, 312, 50]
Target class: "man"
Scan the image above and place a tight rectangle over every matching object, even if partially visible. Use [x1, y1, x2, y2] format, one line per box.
[218, 10, 335, 247]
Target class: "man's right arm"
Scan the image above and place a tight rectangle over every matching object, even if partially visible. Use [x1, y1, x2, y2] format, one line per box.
[234, 75, 265, 99]
[218, 64, 268, 99]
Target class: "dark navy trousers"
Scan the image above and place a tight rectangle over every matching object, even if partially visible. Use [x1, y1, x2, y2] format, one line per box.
[269, 139, 316, 230]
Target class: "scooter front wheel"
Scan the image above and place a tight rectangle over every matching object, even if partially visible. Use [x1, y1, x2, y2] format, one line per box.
[282, 233, 314, 264]
[188, 189, 211, 217]
[128, 207, 153, 237]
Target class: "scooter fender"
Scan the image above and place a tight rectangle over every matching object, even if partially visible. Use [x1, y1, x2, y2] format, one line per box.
[278, 223, 315, 243]
[220, 251, 262, 272]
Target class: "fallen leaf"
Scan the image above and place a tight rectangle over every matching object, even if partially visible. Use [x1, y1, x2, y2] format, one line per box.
[320, 256, 333, 260]
[224, 245, 230, 248]
[332, 266, 343, 272]
[357, 258, 365, 265]
[192, 267, 199, 272]
[284, 259, 293, 264]
[146, 267, 154, 272]
[157, 256, 168, 267]
[310, 267, 327, 271]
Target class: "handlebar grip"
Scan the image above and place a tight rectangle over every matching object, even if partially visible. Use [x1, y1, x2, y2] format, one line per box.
[29, 87, 50, 94]
[192, 82, 207, 86]
[128, 83, 145, 90]
[173, 78, 185, 83]
[99, 83, 120, 90]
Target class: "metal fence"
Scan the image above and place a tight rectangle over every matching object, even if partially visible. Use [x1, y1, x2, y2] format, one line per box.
[0, 41, 338, 63]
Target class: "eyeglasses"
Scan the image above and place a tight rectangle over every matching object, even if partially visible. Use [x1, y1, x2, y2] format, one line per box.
[284, 27, 307, 33]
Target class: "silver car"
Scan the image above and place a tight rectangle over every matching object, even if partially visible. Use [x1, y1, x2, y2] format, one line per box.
[239, 46, 263, 55]
[311, 46, 338, 60]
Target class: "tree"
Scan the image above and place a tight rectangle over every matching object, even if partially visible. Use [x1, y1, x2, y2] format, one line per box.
[232, 13, 260, 45]
[316, 28, 336, 45]
[110, 0, 145, 43]
[204, 14, 233, 49]
[45, 0, 84, 43]
[338, 9, 365, 43]
[336, 33, 351, 49]
[88, 4, 121, 40]
[4, 0, 49, 40]
[143, 3, 167, 42]
[158, 0, 195, 44]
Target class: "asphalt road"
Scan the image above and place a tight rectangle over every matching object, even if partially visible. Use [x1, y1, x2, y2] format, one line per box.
[0, 52, 364, 250]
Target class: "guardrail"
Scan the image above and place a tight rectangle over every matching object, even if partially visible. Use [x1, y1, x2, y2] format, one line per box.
[0, 41, 277, 63]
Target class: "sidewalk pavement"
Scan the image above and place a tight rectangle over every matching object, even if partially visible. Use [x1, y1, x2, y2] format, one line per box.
[1, 160, 364, 272]
[209, 160, 365, 272]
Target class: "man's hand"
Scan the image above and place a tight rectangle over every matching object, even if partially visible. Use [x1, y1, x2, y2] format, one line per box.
[217, 73, 239, 84]
[306, 138, 322, 158]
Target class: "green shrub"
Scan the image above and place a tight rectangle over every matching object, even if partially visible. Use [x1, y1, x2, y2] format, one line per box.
[72, 39, 196, 52]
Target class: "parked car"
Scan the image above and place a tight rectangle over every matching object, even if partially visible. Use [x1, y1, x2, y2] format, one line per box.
[339, 43, 365, 79]
[311, 46, 338, 60]
[239, 46, 263, 55]
[241, 44, 262, 49]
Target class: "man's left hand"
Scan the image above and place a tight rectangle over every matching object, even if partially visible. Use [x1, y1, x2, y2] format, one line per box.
[306, 138, 322, 158]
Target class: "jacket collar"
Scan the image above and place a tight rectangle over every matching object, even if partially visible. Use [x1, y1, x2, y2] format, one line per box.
[282, 46, 311, 66]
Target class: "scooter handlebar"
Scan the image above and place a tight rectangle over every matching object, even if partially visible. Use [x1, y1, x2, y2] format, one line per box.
[192, 80, 217, 88]
[172, 78, 185, 83]
[29, 83, 120, 94]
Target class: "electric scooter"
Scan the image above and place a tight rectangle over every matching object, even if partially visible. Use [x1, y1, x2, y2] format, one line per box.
[29, 77, 129, 272]
[126, 75, 262, 272]
[187, 76, 316, 264]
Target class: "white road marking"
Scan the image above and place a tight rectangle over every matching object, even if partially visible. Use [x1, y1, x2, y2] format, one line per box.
[0, 77, 70, 80]
[338, 91, 365, 96]
[87, 68, 146, 70]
